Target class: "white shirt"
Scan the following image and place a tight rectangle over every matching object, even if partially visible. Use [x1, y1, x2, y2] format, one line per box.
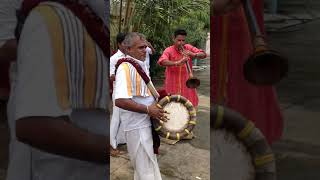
[145, 46, 152, 72]
[114, 56, 155, 131]
[110, 49, 125, 76]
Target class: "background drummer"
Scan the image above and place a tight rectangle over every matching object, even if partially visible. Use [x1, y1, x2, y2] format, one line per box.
[157, 29, 207, 143]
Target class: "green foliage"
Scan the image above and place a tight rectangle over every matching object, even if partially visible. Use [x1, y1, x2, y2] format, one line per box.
[172, 9, 210, 49]
[131, 0, 209, 51]
[110, 0, 210, 76]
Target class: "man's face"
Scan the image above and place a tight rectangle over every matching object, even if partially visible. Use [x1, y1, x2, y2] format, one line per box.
[173, 35, 186, 49]
[127, 37, 147, 61]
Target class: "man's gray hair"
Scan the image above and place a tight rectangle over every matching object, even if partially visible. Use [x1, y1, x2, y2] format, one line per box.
[123, 32, 146, 48]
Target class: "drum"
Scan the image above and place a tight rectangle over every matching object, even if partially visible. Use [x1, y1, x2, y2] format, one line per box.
[153, 95, 196, 140]
[212, 129, 255, 180]
[211, 105, 277, 180]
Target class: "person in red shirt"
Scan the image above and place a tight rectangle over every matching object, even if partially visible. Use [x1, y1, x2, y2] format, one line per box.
[158, 29, 207, 107]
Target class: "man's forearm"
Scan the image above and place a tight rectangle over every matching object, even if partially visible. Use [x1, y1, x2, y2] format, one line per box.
[195, 52, 207, 59]
[160, 60, 177, 67]
[0, 39, 17, 61]
[115, 98, 148, 114]
[16, 116, 108, 164]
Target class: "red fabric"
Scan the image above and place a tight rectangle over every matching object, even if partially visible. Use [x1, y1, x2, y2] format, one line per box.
[158, 44, 205, 107]
[156, 88, 168, 100]
[211, 1, 283, 144]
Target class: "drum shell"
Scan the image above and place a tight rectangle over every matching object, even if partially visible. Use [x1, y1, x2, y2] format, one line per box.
[211, 105, 277, 180]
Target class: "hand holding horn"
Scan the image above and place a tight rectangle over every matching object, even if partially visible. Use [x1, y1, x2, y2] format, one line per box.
[179, 45, 201, 89]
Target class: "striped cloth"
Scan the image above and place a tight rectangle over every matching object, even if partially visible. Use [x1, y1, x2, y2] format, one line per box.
[35, 2, 108, 110]
[118, 61, 151, 97]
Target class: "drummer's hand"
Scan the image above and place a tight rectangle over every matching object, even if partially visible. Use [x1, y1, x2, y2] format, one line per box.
[148, 103, 169, 122]
[213, 0, 243, 15]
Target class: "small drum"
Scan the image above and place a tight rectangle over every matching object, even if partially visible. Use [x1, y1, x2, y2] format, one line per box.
[153, 95, 196, 140]
[211, 105, 277, 180]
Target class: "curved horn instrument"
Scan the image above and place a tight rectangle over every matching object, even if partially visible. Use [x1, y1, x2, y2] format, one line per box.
[242, 0, 288, 85]
[180, 46, 201, 89]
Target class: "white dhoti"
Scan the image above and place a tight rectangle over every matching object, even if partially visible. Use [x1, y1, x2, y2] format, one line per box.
[126, 127, 162, 180]
[110, 105, 126, 149]
[110, 90, 126, 149]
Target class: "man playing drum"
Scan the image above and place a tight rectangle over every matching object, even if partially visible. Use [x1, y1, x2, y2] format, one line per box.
[114, 32, 164, 180]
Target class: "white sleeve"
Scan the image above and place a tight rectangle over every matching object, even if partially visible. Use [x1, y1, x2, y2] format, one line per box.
[114, 64, 133, 99]
[146, 46, 152, 55]
[0, 0, 21, 41]
[14, 10, 71, 121]
[109, 55, 117, 76]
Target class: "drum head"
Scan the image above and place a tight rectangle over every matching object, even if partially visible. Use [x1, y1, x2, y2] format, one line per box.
[162, 101, 189, 132]
[212, 130, 255, 180]
[154, 95, 196, 140]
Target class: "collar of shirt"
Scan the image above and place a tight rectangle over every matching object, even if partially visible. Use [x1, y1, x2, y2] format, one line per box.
[116, 49, 125, 56]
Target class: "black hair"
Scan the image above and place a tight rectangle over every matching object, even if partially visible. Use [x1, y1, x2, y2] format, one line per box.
[174, 29, 187, 37]
[116, 32, 127, 44]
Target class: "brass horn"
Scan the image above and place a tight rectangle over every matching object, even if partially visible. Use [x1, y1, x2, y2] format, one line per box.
[180, 46, 200, 89]
[242, 0, 288, 85]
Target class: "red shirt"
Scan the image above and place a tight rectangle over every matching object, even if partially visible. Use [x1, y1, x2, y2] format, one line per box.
[158, 44, 205, 107]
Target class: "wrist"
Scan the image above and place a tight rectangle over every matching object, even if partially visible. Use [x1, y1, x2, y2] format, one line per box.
[193, 53, 198, 58]
[146, 105, 149, 115]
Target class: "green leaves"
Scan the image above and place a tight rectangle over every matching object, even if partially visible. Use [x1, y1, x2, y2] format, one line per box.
[110, 0, 210, 76]
[111, 0, 209, 51]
